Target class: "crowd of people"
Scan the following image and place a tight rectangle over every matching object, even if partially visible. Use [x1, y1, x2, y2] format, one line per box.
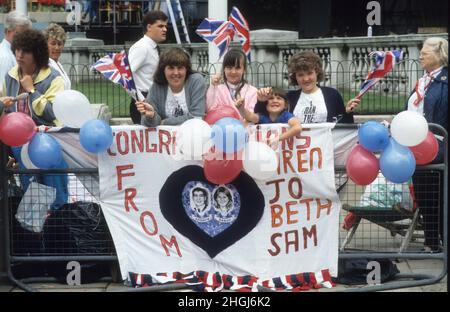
[0, 9, 448, 253]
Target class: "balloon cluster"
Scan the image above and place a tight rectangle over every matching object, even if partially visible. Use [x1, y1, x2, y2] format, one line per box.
[0, 112, 64, 169]
[346, 111, 438, 185]
[0, 90, 113, 170]
[0, 112, 36, 147]
[177, 107, 278, 184]
[55, 90, 113, 155]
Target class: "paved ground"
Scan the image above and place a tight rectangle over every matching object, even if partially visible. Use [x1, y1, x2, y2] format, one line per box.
[0, 258, 446, 292]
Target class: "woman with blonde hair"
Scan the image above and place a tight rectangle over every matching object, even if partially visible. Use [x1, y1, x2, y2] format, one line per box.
[407, 37, 448, 253]
[43, 23, 71, 90]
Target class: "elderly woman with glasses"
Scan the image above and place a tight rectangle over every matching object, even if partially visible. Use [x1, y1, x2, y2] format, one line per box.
[408, 37, 448, 253]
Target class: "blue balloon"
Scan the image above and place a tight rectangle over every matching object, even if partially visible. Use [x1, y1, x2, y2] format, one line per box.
[358, 121, 390, 152]
[211, 117, 247, 153]
[28, 133, 63, 169]
[380, 138, 416, 183]
[79, 119, 113, 153]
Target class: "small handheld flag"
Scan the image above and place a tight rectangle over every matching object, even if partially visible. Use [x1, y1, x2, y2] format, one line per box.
[195, 7, 251, 62]
[195, 19, 235, 60]
[91, 50, 141, 101]
[357, 50, 403, 99]
[229, 7, 251, 62]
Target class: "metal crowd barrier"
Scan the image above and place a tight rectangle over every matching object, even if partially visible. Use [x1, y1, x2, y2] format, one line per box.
[0, 123, 447, 292]
[334, 123, 447, 292]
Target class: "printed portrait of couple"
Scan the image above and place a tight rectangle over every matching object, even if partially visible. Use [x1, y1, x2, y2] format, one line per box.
[190, 184, 235, 217]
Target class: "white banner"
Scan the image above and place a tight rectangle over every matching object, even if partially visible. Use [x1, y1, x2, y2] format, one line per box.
[98, 123, 346, 289]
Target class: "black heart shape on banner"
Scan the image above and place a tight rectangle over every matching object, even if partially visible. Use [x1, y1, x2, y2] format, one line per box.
[159, 165, 265, 258]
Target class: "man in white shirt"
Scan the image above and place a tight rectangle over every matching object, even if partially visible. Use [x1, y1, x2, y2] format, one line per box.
[0, 11, 32, 96]
[128, 10, 168, 124]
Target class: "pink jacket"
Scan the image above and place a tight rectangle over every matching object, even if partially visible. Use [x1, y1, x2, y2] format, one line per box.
[206, 83, 258, 117]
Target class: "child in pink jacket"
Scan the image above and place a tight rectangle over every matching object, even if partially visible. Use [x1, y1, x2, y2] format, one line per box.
[206, 49, 257, 118]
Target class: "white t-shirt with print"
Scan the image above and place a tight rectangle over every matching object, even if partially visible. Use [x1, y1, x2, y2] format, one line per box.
[165, 87, 188, 118]
[293, 88, 328, 123]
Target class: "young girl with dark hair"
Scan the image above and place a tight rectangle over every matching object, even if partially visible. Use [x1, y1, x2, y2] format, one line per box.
[206, 49, 257, 118]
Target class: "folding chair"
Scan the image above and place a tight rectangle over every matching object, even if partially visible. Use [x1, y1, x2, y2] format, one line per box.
[340, 203, 423, 253]
[338, 173, 424, 253]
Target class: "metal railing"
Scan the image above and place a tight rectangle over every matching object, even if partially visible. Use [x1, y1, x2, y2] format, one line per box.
[66, 58, 423, 118]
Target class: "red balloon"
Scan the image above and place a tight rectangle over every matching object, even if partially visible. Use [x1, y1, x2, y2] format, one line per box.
[346, 144, 379, 185]
[204, 106, 242, 125]
[204, 150, 243, 185]
[0, 112, 36, 147]
[409, 131, 439, 165]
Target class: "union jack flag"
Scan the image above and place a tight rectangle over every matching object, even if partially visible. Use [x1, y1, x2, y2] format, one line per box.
[195, 7, 251, 62]
[91, 50, 139, 100]
[357, 50, 403, 99]
[229, 7, 251, 62]
[195, 19, 235, 60]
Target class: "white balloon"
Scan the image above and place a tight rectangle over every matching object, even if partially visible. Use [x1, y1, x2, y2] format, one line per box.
[20, 142, 38, 169]
[53, 90, 93, 128]
[390, 111, 428, 146]
[176, 118, 212, 160]
[243, 141, 278, 180]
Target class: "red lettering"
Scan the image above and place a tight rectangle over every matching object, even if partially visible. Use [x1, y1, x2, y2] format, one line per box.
[140, 211, 158, 236]
[303, 225, 317, 249]
[124, 188, 138, 212]
[299, 198, 314, 221]
[266, 178, 284, 204]
[159, 130, 172, 154]
[269, 226, 318, 256]
[255, 126, 262, 142]
[271, 204, 284, 228]
[116, 164, 135, 191]
[268, 233, 282, 256]
[310, 147, 322, 170]
[285, 230, 299, 254]
[159, 235, 182, 257]
[286, 201, 298, 225]
[131, 130, 144, 153]
[296, 130, 311, 149]
[288, 177, 302, 199]
[145, 128, 157, 153]
[281, 150, 295, 174]
[116, 131, 129, 155]
[297, 149, 308, 172]
[316, 199, 332, 219]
